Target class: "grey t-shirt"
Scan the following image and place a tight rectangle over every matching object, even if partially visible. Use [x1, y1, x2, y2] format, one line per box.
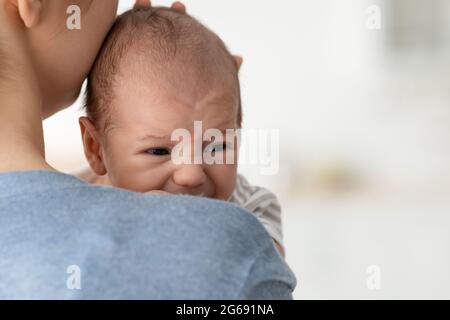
[0, 171, 296, 299]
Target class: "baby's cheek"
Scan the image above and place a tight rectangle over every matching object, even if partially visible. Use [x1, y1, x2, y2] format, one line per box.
[112, 160, 173, 193]
[209, 165, 237, 200]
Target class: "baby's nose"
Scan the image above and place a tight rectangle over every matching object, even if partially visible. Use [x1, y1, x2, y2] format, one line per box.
[172, 164, 206, 189]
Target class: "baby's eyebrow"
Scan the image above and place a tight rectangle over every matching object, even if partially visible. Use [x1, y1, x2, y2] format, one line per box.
[138, 133, 172, 141]
[138, 123, 238, 142]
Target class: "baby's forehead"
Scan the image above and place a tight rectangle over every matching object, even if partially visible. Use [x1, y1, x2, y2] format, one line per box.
[107, 96, 240, 143]
[122, 47, 239, 98]
[86, 7, 241, 130]
[112, 62, 240, 124]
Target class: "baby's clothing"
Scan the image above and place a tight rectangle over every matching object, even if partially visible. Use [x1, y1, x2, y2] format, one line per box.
[229, 175, 283, 250]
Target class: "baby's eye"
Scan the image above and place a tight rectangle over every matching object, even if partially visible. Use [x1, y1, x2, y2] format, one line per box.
[206, 142, 229, 154]
[146, 148, 171, 156]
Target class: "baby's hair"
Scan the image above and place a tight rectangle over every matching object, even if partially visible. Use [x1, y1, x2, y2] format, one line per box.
[84, 7, 242, 131]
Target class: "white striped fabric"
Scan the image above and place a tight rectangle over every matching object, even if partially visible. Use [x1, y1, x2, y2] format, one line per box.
[229, 174, 284, 250]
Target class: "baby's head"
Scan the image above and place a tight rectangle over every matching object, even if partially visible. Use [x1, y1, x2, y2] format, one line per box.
[80, 7, 241, 200]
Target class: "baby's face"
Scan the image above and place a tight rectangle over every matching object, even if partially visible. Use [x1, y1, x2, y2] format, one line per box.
[91, 67, 240, 200]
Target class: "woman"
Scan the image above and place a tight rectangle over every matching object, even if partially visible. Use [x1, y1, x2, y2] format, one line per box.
[0, 0, 295, 299]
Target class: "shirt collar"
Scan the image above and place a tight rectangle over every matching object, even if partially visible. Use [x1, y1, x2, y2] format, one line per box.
[0, 170, 86, 199]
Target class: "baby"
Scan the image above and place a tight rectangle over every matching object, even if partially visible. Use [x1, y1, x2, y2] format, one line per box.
[78, 7, 284, 256]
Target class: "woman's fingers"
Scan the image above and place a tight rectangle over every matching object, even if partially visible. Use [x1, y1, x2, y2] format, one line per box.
[134, 1, 186, 14]
[134, 0, 151, 9]
[233, 55, 244, 70]
[171, 1, 187, 14]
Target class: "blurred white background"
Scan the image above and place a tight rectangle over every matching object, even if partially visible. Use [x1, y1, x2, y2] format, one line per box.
[44, 0, 450, 299]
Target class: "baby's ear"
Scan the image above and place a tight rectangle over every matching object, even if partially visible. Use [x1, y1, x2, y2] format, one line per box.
[17, 0, 43, 28]
[79, 117, 107, 176]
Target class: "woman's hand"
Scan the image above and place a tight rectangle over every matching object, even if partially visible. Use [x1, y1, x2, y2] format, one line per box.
[134, 0, 187, 13]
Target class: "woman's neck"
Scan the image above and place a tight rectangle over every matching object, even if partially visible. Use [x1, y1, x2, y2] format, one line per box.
[0, 1, 53, 173]
[0, 92, 52, 172]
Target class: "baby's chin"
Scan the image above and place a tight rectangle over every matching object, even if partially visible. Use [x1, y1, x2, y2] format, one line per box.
[150, 189, 232, 201]
[157, 189, 215, 199]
